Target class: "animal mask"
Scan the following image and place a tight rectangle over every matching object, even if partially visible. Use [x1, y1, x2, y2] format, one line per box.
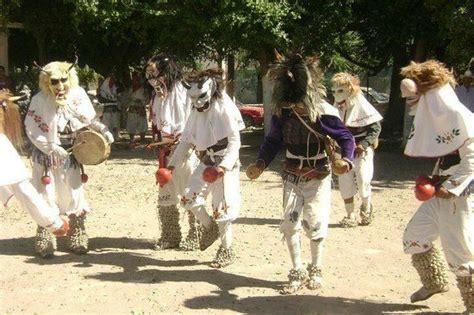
[36, 59, 78, 107]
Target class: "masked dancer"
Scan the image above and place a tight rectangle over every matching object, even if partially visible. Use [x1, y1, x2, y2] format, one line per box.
[168, 69, 244, 267]
[400, 60, 473, 313]
[25, 60, 114, 257]
[145, 54, 200, 251]
[246, 52, 355, 294]
[331, 72, 382, 227]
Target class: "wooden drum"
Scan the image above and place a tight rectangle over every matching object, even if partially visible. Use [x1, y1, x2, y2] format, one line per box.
[73, 130, 110, 165]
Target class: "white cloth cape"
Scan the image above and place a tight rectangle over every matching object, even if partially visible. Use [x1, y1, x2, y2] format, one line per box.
[25, 87, 96, 146]
[181, 93, 245, 151]
[405, 84, 474, 158]
[151, 83, 190, 137]
[319, 100, 340, 117]
[336, 92, 383, 127]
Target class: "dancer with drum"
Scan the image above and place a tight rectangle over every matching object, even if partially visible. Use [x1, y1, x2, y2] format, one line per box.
[400, 60, 473, 313]
[145, 54, 200, 251]
[25, 60, 114, 257]
[330, 72, 382, 227]
[246, 51, 355, 294]
[167, 69, 244, 267]
[0, 90, 69, 237]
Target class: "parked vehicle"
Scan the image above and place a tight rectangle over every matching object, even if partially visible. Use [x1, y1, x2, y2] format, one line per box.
[360, 87, 389, 116]
[360, 87, 389, 106]
[236, 101, 264, 127]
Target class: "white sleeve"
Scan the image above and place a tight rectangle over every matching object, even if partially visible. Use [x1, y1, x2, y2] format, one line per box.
[10, 180, 63, 232]
[442, 138, 474, 196]
[89, 118, 110, 134]
[219, 129, 241, 171]
[167, 141, 193, 168]
[25, 98, 54, 154]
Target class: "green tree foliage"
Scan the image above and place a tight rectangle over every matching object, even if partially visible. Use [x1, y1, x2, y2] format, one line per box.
[3, 0, 472, 135]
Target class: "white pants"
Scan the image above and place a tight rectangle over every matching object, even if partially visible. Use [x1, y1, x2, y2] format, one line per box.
[280, 174, 331, 240]
[1, 180, 63, 232]
[338, 147, 374, 200]
[31, 160, 89, 216]
[102, 112, 120, 133]
[181, 162, 240, 223]
[158, 149, 199, 207]
[126, 112, 148, 134]
[403, 194, 474, 276]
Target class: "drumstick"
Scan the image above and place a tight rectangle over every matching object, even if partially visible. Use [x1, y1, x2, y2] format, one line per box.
[145, 139, 178, 149]
[67, 140, 87, 152]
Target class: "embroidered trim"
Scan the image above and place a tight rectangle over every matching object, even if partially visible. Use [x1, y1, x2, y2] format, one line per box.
[435, 128, 460, 144]
[28, 110, 49, 133]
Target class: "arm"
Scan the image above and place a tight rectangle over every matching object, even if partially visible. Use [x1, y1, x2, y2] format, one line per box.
[9, 181, 65, 233]
[256, 115, 284, 169]
[89, 118, 114, 143]
[441, 138, 474, 196]
[167, 140, 193, 169]
[318, 114, 355, 162]
[359, 121, 382, 149]
[219, 128, 240, 171]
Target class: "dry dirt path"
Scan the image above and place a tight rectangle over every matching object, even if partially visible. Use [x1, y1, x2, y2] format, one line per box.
[0, 132, 464, 314]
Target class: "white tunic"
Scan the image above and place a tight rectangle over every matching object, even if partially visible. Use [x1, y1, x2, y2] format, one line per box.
[25, 87, 96, 215]
[151, 83, 191, 138]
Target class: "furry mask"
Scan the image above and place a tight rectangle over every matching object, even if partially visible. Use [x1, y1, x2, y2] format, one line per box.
[331, 72, 361, 109]
[268, 50, 326, 122]
[0, 89, 23, 148]
[36, 59, 78, 107]
[400, 60, 455, 95]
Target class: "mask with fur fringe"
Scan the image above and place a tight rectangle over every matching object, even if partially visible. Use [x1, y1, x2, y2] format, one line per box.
[268, 51, 326, 122]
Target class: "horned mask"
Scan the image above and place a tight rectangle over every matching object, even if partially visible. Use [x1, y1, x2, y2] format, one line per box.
[182, 69, 223, 112]
[36, 58, 78, 107]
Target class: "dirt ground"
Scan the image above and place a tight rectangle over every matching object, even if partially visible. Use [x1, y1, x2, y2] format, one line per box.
[0, 130, 465, 314]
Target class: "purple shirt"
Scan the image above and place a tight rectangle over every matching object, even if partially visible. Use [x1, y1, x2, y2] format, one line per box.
[257, 111, 355, 168]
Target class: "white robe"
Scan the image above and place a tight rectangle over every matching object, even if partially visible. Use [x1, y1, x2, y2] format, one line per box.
[25, 87, 96, 215]
[170, 93, 244, 223]
[151, 83, 191, 138]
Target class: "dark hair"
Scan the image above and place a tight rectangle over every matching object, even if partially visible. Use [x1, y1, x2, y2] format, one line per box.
[143, 53, 182, 96]
[0, 65, 5, 71]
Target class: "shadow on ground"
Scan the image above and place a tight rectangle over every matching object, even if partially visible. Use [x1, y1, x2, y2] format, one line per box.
[184, 291, 430, 314]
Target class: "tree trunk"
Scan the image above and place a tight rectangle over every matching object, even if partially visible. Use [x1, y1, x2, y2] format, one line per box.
[35, 34, 47, 64]
[258, 50, 273, 135]
[382, 48, 408, 137]
[226, 53, 235, 99]
[413, 37, 428, 62]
